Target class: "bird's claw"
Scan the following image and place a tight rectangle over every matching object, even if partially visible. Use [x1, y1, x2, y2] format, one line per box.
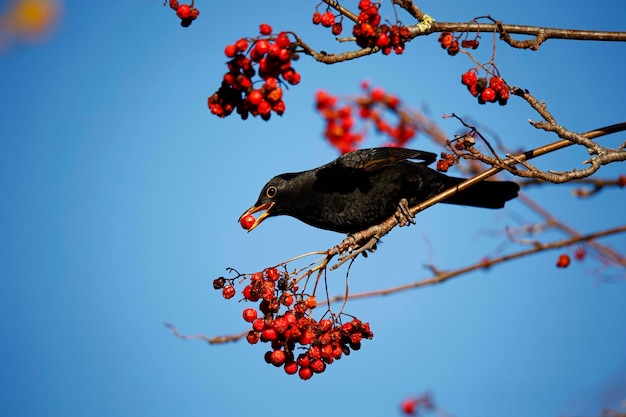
[395, 198, 415, 227]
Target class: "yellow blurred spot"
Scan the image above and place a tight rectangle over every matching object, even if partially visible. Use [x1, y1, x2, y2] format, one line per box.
[12, 0, 57, 34]
[0, 0, 60, 50]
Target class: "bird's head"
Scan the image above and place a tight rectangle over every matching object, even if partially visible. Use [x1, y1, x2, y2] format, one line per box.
[238, 173, 299, 232]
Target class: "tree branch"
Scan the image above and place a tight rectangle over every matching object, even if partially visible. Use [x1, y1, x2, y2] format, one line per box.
[323, 224, 626, 305]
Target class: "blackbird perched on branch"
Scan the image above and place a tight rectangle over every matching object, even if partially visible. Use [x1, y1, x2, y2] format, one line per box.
[240, 148, 519, 234]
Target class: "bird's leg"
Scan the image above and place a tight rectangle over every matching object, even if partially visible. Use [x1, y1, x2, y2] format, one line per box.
[332, 235, 380, 269]
[394, 198, 415, 227]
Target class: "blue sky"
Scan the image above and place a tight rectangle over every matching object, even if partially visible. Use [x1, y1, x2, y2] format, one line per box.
[1, 1, 625, 416]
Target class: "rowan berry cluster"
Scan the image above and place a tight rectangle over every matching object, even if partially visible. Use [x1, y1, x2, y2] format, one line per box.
[435, 152, 456, 173]
[351, 0, 410, 54]
[555, 247, 587, 268]
[316, 82, 418, 154]
[438, 32, 459, 55]
[208, 24, 301, 120]
[461, 70, 510, 105]
[438, 31, 480, 56]
[166, 0, 199, 27]
[312, 9, 343, 36]
[213, 267, 373, 379]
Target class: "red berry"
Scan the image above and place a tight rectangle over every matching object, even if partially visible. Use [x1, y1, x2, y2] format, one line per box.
[247, 90, 263, 106]
[212, 277, 226, 289]
[242, 285, 259, 302]
[224, 44, 237, 58]
[259, 23, 272, 35]
[401, 398, 418, 415]
[298, 367, 313, 380]
[331, 22, 343, 36]
[284, 311, 297, 326]
[240, 214, 256, 230]
[321, 11, 335, 27]
[246, 331, 259, 344]
[332, 345, 343, 359]
[310, 359, 326, 373]
[252, 318, 265, 332]
[358, 0, 371, 9]
[176, 4, 192, 19]
[169, 0, 179, 10]
[370, 87, 385, 102]
[376, 33, 390, 48]
[318, 319, 332, 332]
[498, 92, 510, 106]
[264, 77, 278, 90]
[350, 332, 363, 344]
[277, 47, 290, 62]
[257, 100, 272, 116]
[574, 247, 586, 261]
[461, 70, 477, 86]
[461, 39, 479, 49]
[438, 32, 453, 48]
[242, 308, 258, 323]
[284, 361, 298, 375]
[296, 353, 310, 367]
[275, 32, 291, 48]
[267, 43, 281, 58]
[312, 11, 322, 25]
[436, 159, 449, 173]
[254, 39, 269, 55]
[308, 345, 321, 360]
[480, 87, 497, 103]
[447, 40, 460, 55]
[364, 5, 379, 18]
[265, 267, 281, 281]
[280, 293, 293, 306]
[618, 175, 626, 187]
[190, 8, 199, 20]
[556, 254, 571, 268]
[261, 327, 278, 342]
[272, 100, 286, 115]
[222, 285, 235, 299]
[282, 68, 301, 85]
[235, 38, 248, 52]
[270, 349, 286, 366]
[489, 76, 504, 90]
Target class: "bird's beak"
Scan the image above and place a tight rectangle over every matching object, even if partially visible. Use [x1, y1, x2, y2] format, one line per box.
[239, 202, 274, 232]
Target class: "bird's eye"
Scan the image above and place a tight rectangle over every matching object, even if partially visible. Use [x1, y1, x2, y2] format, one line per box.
[266, 185, 278, 198]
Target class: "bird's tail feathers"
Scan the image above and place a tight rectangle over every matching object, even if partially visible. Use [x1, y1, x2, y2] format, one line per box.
[442, 177, 519, 209]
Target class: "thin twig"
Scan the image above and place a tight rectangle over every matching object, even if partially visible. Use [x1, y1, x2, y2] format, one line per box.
[322, 224, 626, 305]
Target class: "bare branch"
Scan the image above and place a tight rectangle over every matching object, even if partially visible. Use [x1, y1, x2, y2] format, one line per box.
[322, 224, 626, 305]
[165, 323, 249, 344]
[426, 21, 626, 44]
[391, 0, 426, 21]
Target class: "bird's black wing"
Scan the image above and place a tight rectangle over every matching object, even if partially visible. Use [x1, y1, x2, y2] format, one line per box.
[311, 148, 438, 195]
[333, 148, 437, 172]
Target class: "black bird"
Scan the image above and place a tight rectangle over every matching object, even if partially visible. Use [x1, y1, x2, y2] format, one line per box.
[240, 147, 519, 234]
